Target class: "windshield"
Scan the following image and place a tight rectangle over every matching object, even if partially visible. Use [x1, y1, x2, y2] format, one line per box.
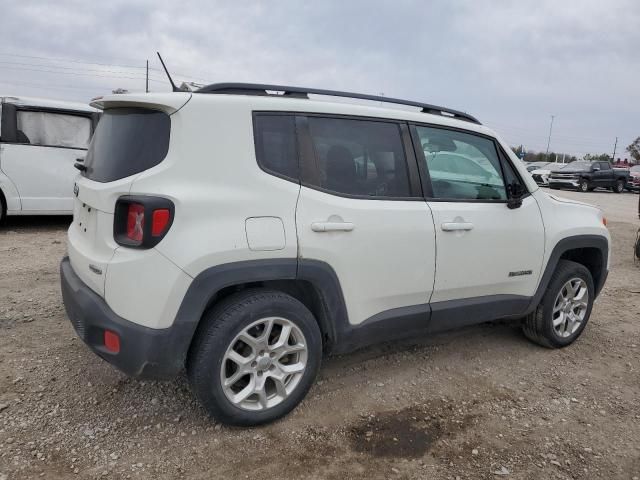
[630, 165, 640, 173]
[83, 107, 170, 183]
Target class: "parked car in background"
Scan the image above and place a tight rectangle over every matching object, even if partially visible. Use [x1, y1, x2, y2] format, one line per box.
[530, 162, 559, 186]
[548, 160, 630, 193]
[61, 84, 610, 425]
[627, 165, 640, 192]
[525, 161, 550, 172]
[0, 96, 99, 222]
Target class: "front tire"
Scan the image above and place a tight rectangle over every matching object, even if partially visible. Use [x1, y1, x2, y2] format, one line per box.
[522, 260, 594, 348]
[187, 289, 322, 426]
[579, 180, 589, 192]
[612, 179, 625, 193]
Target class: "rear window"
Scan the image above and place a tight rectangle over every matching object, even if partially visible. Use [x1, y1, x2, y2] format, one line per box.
[83, 108, 170, 182]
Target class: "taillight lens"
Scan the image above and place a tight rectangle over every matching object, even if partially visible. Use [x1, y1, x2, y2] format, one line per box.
[126, 203, 145, 242]
[114, 196, 174, 248]
[152, 209, 171, 236]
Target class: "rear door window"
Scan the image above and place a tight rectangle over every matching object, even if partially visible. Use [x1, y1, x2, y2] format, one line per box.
[305, 117, 412, 198]
[17, 111, 91, 149]
[83, 108, 170, 183]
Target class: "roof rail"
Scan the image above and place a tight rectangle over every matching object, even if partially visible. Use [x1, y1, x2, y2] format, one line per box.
[195, 83, 481, 124]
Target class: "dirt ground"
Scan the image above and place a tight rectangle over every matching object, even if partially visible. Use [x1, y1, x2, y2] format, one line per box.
[1, 189, 639, 480]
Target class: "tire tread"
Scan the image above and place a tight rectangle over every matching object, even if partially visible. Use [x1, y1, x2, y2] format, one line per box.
[187, 288, 321, 426]
[522, 259, 593, 348]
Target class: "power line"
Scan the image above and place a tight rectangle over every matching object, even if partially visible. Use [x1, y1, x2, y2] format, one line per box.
[0, 64, 166, 83]
[0, 60, 166, 80]
[0, 51, 163, 71]
[0, 51, 211, 84]
[0, 79, 114, 93]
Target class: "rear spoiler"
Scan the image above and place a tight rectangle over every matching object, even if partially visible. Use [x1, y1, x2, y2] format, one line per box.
[90, 93, 192, 115]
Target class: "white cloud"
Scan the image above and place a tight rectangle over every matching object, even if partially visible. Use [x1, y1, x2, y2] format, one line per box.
[1, 0, 638, 156]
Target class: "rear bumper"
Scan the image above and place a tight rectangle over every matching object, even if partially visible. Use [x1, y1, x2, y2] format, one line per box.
[60, 256, 187, 379]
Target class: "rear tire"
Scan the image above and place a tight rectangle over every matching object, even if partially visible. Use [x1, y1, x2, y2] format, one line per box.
[522, 260, 594, 348]
[187, 289, 322, 426]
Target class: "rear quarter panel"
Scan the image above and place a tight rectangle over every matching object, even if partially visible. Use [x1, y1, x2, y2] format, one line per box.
[129, 96, 300, 278]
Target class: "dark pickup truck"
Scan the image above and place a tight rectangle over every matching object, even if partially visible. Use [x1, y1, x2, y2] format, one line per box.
[548, 161, 630, 193]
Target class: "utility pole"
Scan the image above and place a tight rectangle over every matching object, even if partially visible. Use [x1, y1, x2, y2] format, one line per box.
[611, 136, 618, 163]
[146, 60, 149, 93]
[545, 115, 555, 157]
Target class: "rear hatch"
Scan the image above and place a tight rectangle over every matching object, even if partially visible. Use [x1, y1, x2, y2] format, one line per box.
[67, 93, 190, 297]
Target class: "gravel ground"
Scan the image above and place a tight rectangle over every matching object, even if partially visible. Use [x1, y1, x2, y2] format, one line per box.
[1, 189, 639, 480]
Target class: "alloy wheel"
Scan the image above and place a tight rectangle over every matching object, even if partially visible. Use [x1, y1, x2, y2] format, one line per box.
[220, 317, 308, 411]
[552, 278, 589, 338]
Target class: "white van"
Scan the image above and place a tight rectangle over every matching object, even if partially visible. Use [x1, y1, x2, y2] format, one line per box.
[0, 96, 98, 221]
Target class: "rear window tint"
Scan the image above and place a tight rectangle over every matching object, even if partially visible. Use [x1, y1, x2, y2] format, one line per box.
[83, 108, 170, 183]
[253, 114, 298, 180]
[307, 117, 411, 198]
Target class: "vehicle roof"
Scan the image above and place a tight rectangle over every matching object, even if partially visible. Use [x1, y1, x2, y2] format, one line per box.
[0, 95, 96, 112]
[90, 91, 540, 193]
[93, 91, 496, 136]
[196, 83, 481, 124]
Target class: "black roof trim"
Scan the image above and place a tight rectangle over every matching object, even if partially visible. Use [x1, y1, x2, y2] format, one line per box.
[196, 83, 481, 124]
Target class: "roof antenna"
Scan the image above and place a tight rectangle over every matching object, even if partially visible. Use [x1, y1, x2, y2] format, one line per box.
[156, 52, 180, 92]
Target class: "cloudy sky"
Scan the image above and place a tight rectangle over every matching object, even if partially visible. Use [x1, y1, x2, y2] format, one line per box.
[1, 0, 638, 158]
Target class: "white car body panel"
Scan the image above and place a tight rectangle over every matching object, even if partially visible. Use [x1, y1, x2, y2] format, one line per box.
[296, 186, 436, 326]
[0, 95, 97, 215]
[64, 92, 607, 333]
[534, 190, 610, 270]
[428, 195, 545, 302]
[1, 143, 82, 212]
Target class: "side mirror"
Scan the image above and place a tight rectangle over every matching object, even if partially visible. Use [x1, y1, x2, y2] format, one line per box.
[507, 182, 525, 210]
[592, 166, 600, 171]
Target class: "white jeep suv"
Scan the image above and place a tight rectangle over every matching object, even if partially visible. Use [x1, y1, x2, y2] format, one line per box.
[61, 84, 610, 426]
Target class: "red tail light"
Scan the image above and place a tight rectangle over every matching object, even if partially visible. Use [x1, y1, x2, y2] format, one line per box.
[152, 209, 171, 236]
[126, 203, 145, 241]
[114, 196, 174, 248]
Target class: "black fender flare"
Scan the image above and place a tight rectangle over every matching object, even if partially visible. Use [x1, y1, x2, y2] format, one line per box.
[173, 258, 350, 361]
[525, 234, 608, 315]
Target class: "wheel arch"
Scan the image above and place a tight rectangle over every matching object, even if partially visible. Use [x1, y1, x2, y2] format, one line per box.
[528, 235, 608, 314]
[178, 259, 349, 368]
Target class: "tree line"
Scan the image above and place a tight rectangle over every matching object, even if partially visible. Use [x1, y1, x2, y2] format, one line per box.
[512, 137, 639, 164]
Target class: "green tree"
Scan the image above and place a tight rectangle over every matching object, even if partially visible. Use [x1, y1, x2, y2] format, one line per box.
[626, 137, 640, 163]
